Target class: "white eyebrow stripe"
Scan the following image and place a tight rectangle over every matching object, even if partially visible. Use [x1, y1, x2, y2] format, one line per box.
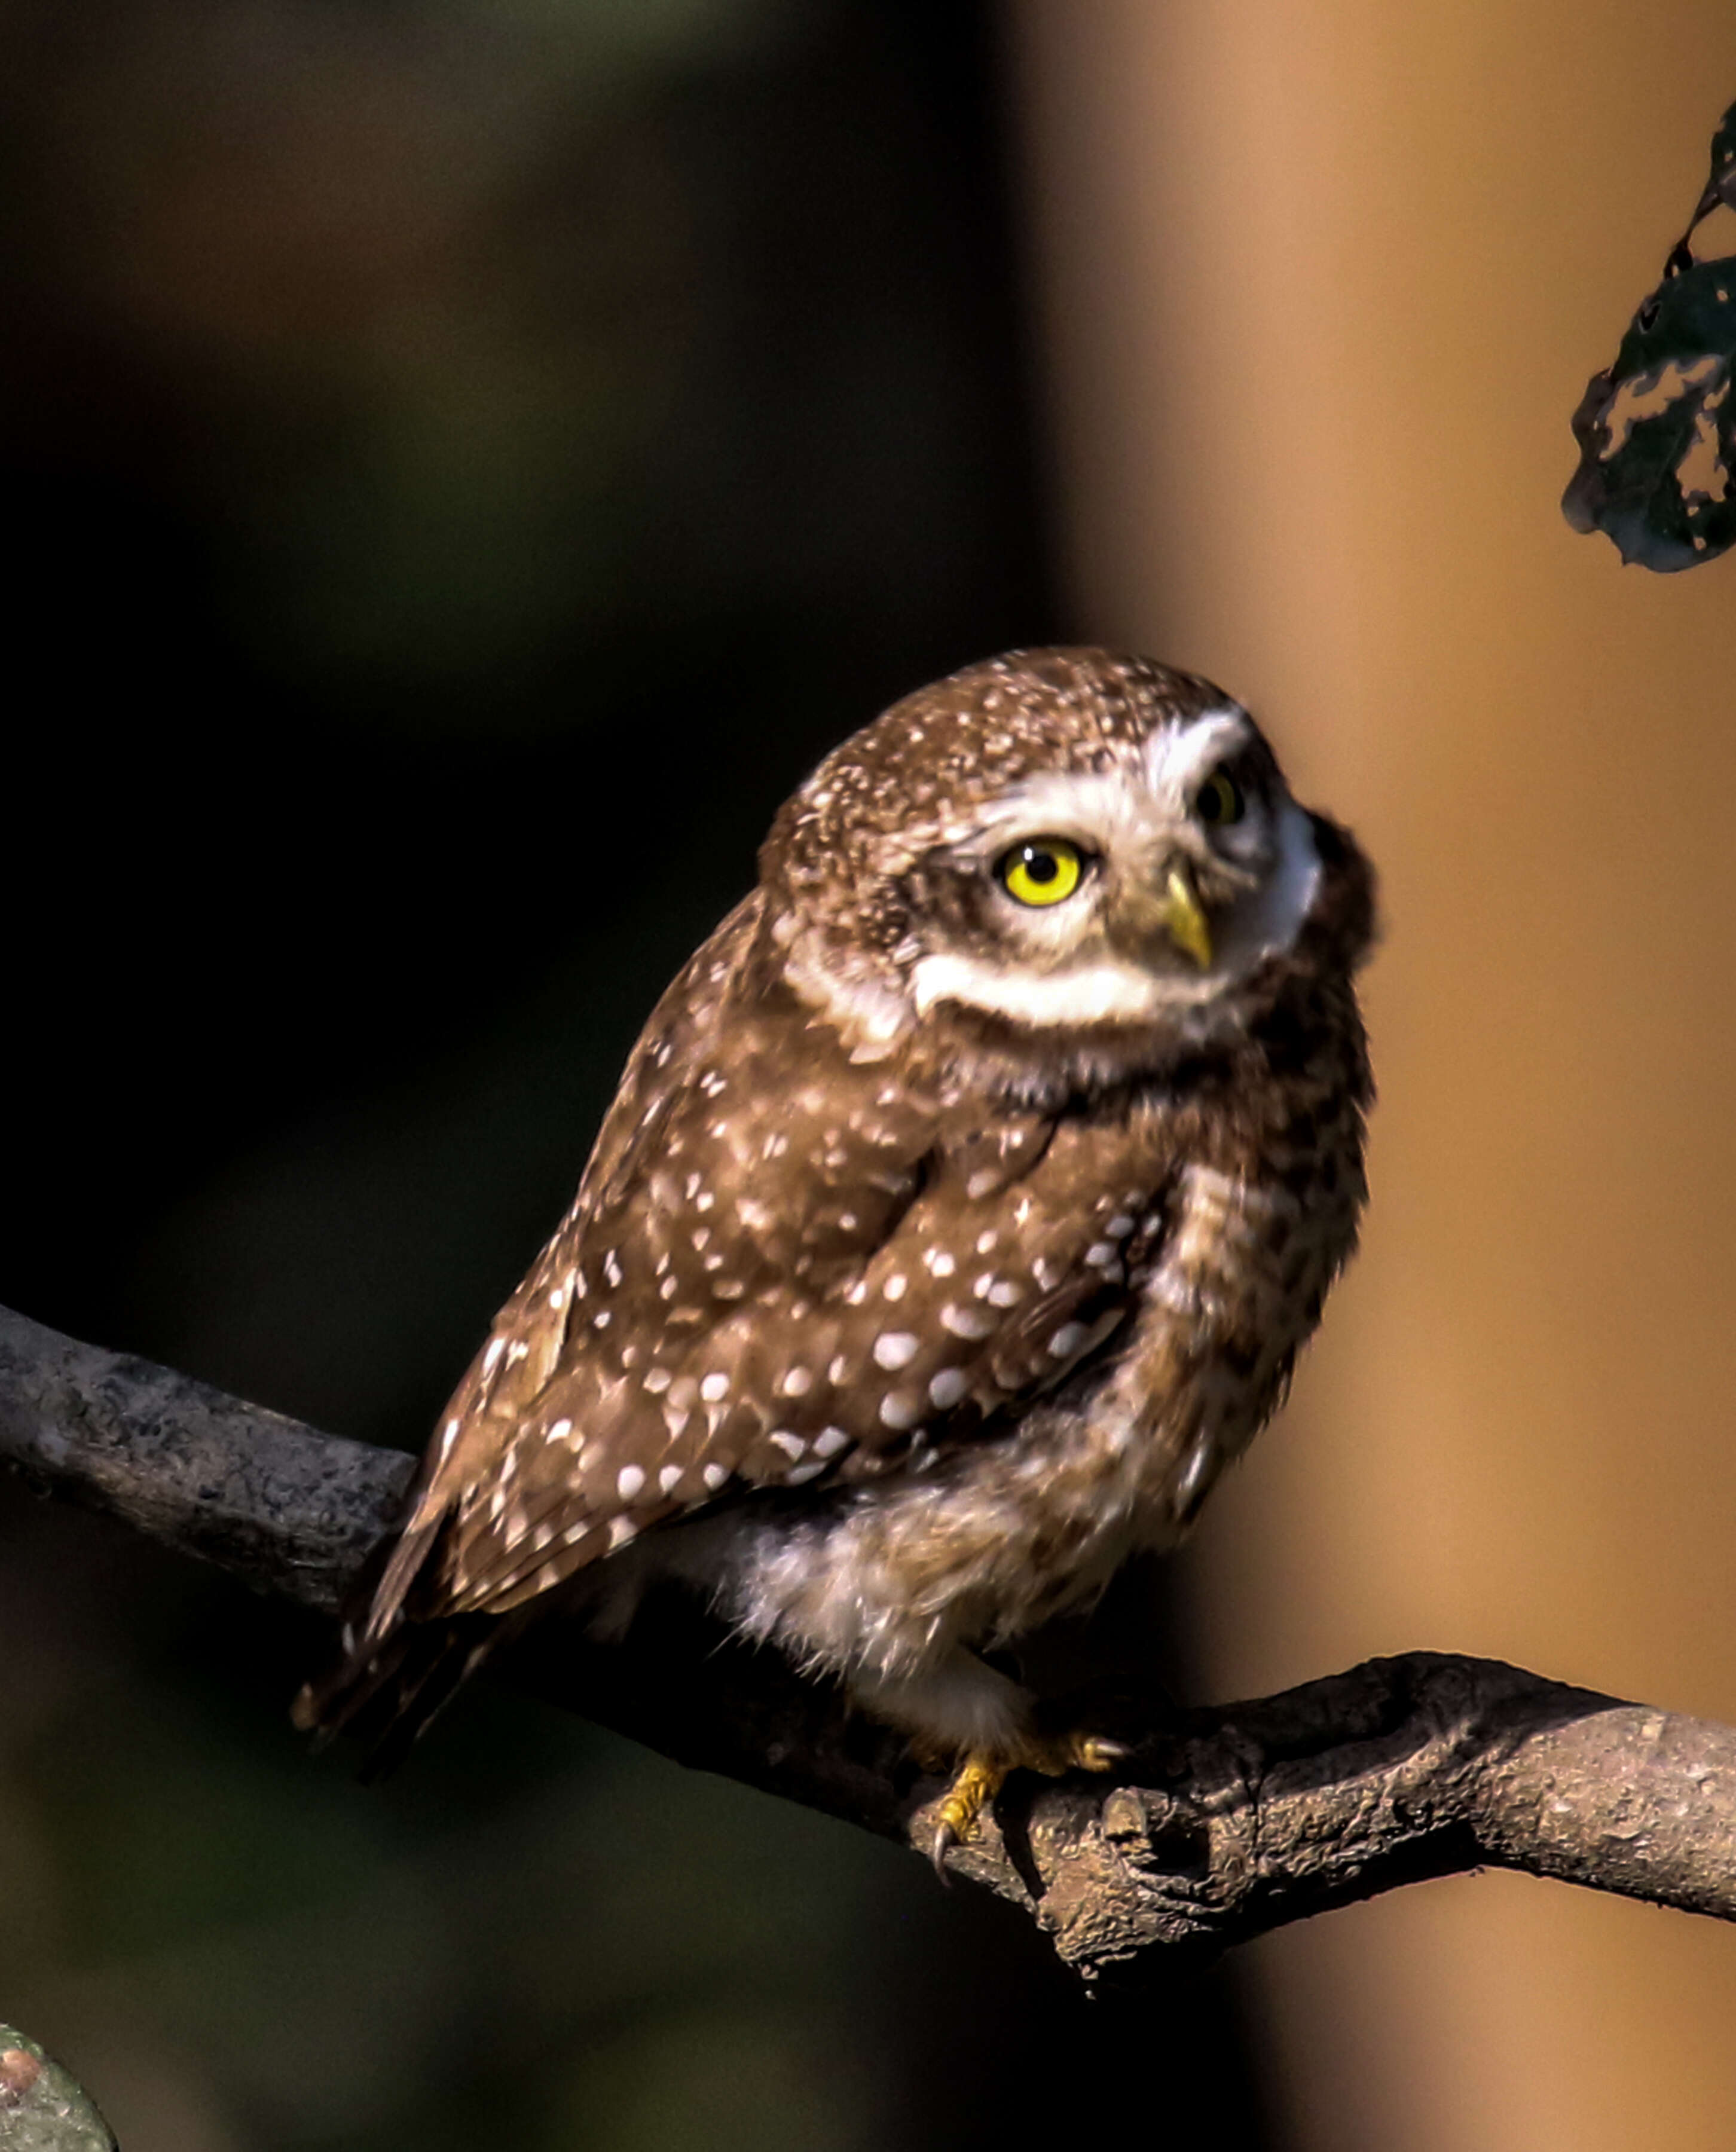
[952, 767, 1145, 854]
[1141, 707, 1256, 800]
[958, 707, 1257, 857]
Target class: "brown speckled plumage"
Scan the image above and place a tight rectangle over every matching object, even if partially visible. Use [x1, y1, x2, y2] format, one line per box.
[301, 649, 1374, 1770]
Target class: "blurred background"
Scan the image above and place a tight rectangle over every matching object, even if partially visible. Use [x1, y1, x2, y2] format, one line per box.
[2, 1, 1736, 2145]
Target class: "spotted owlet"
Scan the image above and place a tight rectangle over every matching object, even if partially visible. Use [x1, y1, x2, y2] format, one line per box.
[300, 647, 1374, 1857]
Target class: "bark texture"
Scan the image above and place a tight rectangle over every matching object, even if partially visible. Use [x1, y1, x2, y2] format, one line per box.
[4, 1300, 1734, 1986]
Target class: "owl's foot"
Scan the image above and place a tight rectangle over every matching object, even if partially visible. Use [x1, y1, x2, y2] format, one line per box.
[927, 1728, 1128, 1872]
[929, 1754, 1007, 1867]
[1046, 1729, 1130, 1775]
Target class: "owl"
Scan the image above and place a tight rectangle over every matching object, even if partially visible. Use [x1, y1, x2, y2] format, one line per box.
[299, 647, 1374, 1860]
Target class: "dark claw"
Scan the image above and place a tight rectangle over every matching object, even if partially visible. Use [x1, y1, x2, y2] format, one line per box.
[1083, 1735, 1132, 1764]
[928, 1816, 958, 1881]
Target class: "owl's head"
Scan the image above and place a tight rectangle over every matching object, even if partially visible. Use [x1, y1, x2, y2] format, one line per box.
[765, 648, 1370, 1066]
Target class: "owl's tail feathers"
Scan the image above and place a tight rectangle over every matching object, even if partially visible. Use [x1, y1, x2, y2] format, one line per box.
[295, 1490, 531, 1777]
[292, 1463, 487, 1771]
[292, 1610, 514, 1778]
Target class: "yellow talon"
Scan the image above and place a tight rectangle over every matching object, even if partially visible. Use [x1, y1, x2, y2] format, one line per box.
[930, 1756, 1008, 1870]
[927, 1730, 1129, 1870]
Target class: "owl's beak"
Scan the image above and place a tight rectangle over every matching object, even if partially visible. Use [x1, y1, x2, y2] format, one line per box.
[1108, 860, 1215, 970]
[1157, 865, 1214, 970]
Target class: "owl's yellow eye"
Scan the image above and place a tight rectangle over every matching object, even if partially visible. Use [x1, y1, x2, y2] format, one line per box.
[1196, 769, 1245, 827]
[998, 838, 1084, 907]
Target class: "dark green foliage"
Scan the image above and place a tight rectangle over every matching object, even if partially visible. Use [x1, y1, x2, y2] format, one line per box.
[0, 2029, 117, 2152]
[1563, 100, 1736, 570]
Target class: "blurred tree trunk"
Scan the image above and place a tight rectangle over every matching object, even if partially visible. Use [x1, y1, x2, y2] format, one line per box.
[1009, 0, 1736, 2139]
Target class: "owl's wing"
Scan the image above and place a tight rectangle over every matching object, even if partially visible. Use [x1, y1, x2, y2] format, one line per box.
[354, 901, 1176, 1646]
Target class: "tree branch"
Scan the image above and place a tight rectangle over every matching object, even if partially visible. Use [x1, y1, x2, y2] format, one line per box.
[4, 1300, 1734, 1986]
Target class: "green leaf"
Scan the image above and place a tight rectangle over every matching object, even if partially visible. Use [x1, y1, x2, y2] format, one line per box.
[1563, 100, 1736, 571]
[0, 2030, 117, 2152]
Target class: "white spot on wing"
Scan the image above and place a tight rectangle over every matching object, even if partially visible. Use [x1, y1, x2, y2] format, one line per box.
[940, 1303, 995, 1340]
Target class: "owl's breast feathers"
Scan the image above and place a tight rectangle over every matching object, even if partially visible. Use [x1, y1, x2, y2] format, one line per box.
[337, 830, 1371, 1699]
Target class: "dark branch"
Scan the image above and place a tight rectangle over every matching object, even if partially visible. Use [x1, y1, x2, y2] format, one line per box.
[4, 1301, 1734, 1986]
